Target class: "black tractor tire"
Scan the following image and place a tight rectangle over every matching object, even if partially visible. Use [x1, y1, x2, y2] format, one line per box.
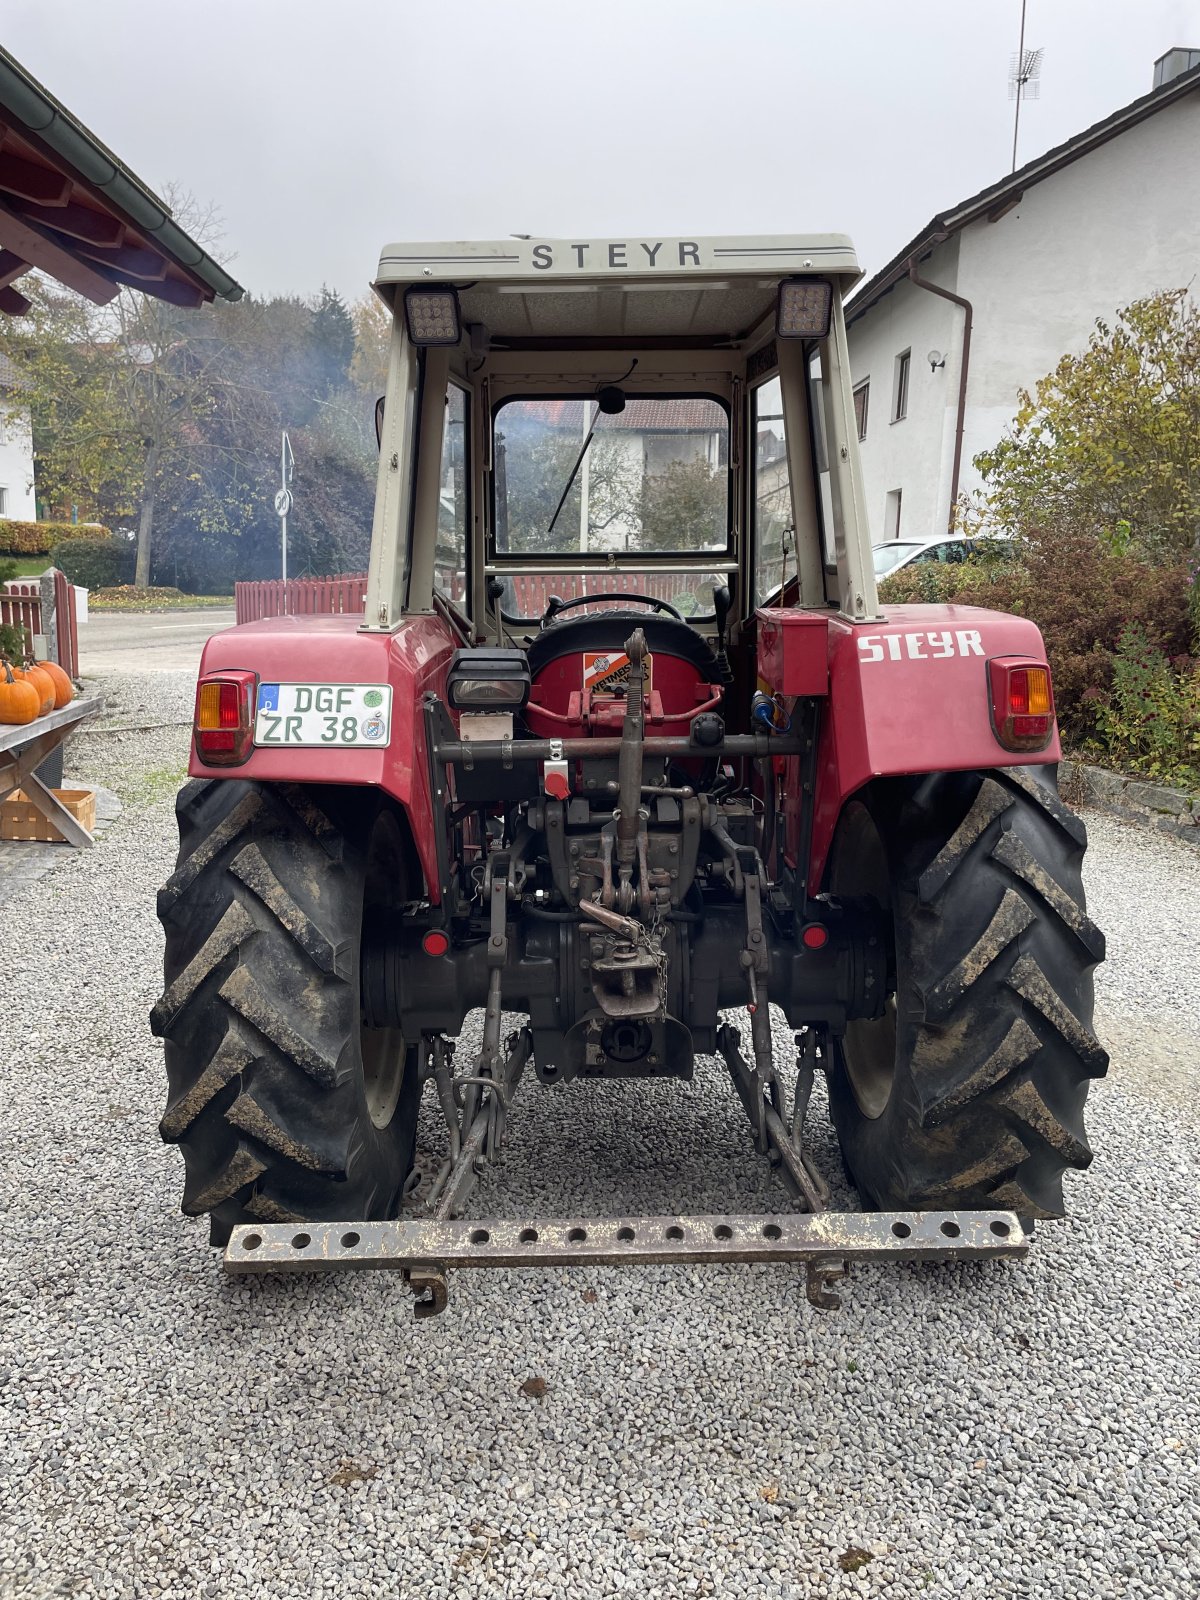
[826, 766, 1108, 1220]
[152, 779, 421, 1245]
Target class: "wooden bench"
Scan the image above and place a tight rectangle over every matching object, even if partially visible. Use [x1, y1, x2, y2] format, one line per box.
[0, 696, 104, 848]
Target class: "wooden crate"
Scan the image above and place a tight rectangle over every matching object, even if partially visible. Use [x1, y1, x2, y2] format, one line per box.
[0, 787, 96, 843]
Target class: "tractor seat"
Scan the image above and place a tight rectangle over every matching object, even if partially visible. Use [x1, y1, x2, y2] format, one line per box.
[525, 611, 720, 678]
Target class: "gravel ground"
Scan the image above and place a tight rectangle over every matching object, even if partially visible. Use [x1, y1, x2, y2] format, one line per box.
[2, 670, 1198, 1599]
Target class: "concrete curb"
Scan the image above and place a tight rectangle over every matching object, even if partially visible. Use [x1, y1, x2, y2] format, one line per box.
[1059, 758, 1199, 845]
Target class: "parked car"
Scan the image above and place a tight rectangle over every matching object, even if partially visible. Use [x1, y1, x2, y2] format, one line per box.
[873, 534, 1010, 580]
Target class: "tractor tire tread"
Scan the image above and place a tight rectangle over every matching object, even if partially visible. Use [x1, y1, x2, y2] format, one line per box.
[155, 779, 418, 1242]
[830, 767, 1107, 1220]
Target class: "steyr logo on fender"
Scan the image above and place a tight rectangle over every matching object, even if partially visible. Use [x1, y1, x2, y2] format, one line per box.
[857, 629, 984, 663]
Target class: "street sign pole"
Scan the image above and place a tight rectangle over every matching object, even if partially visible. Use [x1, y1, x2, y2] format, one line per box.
[276, 432, 295, 582]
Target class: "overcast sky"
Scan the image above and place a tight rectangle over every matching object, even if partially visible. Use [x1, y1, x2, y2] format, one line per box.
[8, 0, 1200, 303]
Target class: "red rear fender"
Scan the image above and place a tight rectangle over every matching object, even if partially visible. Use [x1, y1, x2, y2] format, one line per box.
[757, 604, 1061, 887]
[190, 613, 456, 898]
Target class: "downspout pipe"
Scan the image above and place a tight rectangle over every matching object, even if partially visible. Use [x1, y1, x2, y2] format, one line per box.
[906, 259, 972, 530]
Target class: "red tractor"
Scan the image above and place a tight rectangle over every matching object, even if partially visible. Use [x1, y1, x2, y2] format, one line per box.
[153, 237, 1106, 1313]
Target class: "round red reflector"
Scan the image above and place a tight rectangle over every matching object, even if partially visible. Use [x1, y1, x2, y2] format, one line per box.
[422, 930, 450, 958]
[801, 924, 829, 950]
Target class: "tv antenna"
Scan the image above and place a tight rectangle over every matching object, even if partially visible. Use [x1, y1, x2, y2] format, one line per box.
[1008, 0, 1044, 172]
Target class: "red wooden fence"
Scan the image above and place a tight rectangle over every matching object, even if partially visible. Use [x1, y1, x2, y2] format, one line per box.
[0, 570, 80, 677]
[53, 570, 79, 679]
[235, 569, 711, 625]
[503, 570, 706, 616]
[1, 581, 40, 656]
[235, 574, 369, 624]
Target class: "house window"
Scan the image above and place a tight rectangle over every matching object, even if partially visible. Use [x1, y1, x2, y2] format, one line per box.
[892, 351, 910, 422]
[884, 488, 902, 541]
[0, 486, 8, 516]
[853, 380, 869, 441]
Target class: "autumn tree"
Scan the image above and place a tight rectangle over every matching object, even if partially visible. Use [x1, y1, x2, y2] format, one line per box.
[0, 189, 236, 586]
[349, 292, 391, 398]
[496, 424, 643, 555]
[0, 252, 383, 593]
[973, 288, 1200, 564]
[640, 455, 727, 552]
[153, 294, 378, 589]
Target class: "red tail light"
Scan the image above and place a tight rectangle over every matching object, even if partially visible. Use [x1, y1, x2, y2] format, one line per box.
[988, 658, 1055, 752]
[194, 671, 257, 766]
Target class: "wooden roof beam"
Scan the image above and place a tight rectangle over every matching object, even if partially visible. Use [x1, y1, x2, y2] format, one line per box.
[13, 196, 124, 247]
[0, 149, 69, 206]
[0, 200, 116, 303]
[0, 246, 28, 288]
[100, 266, 203, 307]
[74, 239, 167, 281]
[0, 284, 31, 316]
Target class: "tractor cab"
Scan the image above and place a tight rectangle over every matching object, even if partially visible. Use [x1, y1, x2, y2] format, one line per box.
[362, 235, 878, 671]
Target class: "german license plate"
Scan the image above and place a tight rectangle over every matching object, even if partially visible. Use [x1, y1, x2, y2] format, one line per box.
[254, 683, 392, 747]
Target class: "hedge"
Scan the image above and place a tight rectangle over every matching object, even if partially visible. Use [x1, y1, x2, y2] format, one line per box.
[0, 519, 112, 556]
[52, 536, 135, 590]
[878, 526, 1194, 744]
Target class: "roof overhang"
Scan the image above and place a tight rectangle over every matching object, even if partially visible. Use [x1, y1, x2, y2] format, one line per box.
[0, 44, 243, 316]
[846, 59, 1200, 327]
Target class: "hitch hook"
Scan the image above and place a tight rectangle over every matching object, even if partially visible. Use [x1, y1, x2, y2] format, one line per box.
[805, 1256, 850, 1311]
[405, 1263, 449, 1320]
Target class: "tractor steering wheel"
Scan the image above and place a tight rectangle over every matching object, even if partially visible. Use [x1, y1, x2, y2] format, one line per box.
[540, 592, 686, 629]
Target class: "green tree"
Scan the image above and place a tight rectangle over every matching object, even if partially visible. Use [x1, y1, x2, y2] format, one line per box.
[973, 288, 1200, 565]
[154, 294, 377, 588]
[0, 190, 234, 588]
[496, 426, 641, 555]
[1, 266, 380, 594]
[350, 292, 391, 398]
[312, 286, 356, 394]
[640, 455, 727, 551]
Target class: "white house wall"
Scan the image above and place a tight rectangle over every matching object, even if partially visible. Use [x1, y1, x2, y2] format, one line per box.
[847, 83, 1200, 542]
[0, 400, 36, 521]
[847, 238, 964, 542]
[956, 87, 1200, 502]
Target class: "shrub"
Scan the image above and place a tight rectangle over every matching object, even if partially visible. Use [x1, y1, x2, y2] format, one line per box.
[53, 535, 135, 590]
[971, 289, 1200, 564]
[1095, 623, 1200, 786]
[0, 519, 112, 556]
[879, 526, 1193, 744]
[0, 556, 24, 658]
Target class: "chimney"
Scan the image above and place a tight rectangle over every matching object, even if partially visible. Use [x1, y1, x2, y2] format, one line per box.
[1153, 47, 1200, 88]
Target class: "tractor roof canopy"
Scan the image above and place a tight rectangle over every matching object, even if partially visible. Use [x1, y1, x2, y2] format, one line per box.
[373, 236, 861, 346]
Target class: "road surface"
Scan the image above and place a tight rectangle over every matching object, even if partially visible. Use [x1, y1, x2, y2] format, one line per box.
[79, 609, 236, 674]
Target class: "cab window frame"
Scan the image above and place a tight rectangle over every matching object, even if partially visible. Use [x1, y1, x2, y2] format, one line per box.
[433, 378, 471, 609]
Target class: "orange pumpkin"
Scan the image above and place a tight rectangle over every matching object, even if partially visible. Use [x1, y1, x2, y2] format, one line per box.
[0, 663, 39, 726]
[15, 663, 54, 717]
[38, 659, 75, 710]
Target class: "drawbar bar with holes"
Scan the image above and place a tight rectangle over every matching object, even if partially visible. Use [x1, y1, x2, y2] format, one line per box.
[224, 1209, 1028, 1274]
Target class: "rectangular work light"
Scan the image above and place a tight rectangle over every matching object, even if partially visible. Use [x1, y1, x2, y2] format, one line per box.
[776, 278, 834, 340]
[446, 647, 531, 710]
[404, 287, 461, 346]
